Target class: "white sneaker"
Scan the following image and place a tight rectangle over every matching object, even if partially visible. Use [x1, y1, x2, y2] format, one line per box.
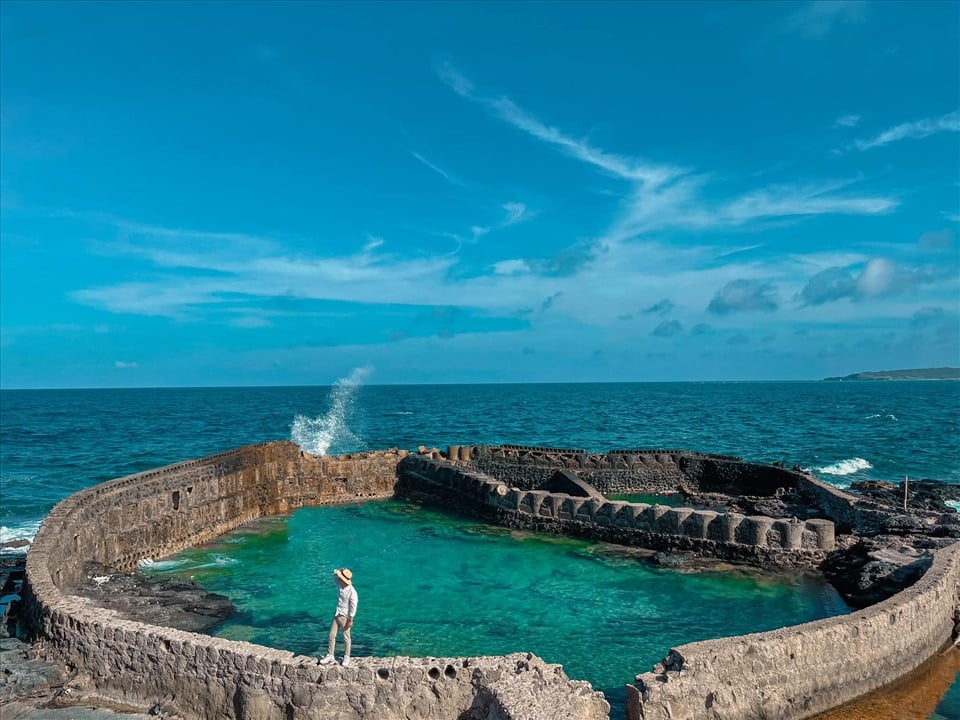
[318, 654, 335, 665]
[341, 656, 351, 667]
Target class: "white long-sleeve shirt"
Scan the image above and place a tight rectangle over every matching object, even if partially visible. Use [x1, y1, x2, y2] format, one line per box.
[336, 584, 358, 618]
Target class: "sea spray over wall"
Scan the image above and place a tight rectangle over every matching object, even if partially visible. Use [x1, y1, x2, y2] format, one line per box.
[290, 366, 372, 456]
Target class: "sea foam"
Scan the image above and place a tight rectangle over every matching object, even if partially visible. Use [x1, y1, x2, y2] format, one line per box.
[0, 521, 41, 546]
[811, 458, 873, 476]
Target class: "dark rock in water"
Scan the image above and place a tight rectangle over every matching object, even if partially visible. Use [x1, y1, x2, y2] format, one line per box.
[65, 562, 234, 633]
[0, 539, 31, 552]
[821, 537, 934, 608]
[652, 551, 694, 568]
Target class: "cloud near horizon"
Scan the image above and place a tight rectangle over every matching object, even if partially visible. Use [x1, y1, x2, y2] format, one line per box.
[708, 279, 780, 315]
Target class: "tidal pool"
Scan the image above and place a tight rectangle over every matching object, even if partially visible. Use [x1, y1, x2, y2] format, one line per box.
[144, 500, 850, 716]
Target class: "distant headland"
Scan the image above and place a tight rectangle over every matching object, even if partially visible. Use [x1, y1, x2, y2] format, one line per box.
[824, 367, 960, 381]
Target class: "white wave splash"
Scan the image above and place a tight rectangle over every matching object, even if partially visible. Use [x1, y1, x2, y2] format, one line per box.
[810, 458, 873, 476]
[0, 521, 41, 548]
[138, 558, 187, 570]
[195, 553, 239, 569]
[865, 413, 898, 421]
[291, 366, 373, 456]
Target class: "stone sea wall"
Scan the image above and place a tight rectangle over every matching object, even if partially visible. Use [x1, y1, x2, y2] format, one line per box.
[396, 455, 834, 568]
[628, 539, 960, 720]
[23, 441, 610, 720]
[21, 440, 960, 720]
[398, 450, 960, 720]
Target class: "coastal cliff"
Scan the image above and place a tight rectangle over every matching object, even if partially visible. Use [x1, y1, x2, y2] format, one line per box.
[824, 367, 960, 381]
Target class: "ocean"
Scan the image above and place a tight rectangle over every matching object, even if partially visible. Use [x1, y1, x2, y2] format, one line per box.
[2, 378, 959, 717]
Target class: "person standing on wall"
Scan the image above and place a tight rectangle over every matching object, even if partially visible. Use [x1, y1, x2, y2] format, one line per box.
[319, 568, 358, 667]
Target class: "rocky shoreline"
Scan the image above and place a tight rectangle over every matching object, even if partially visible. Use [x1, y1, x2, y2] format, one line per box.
[1, 555, 230, 718]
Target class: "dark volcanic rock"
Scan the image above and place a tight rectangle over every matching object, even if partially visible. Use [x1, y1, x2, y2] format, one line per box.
[725, 490, 821, 521]
[821, 537, 934, 608]
[851, 479, 960, 515]
[652, 551, 695, 568]
[65, 563, 234, 633]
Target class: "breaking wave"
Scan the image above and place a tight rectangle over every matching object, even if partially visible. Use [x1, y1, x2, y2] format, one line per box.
[291, 366, 372, 456]
[0, 521, 41, 547]
[810, 458, 873, 476]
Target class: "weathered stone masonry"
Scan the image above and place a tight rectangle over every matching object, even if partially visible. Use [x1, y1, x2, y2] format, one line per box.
[397, 444, 960, 720]
[396, 455, 834, 568]
[23, 441, 610, 720]
[21, 440, 960, 720]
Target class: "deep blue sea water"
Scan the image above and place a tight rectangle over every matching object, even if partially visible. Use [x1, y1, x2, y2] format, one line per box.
[2, 380, 959, 717]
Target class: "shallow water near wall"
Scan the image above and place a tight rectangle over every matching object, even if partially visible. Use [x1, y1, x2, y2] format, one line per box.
[146, 499, 851, 717]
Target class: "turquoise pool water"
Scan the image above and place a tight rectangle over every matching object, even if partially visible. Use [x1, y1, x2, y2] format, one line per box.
[145, 500, 850, 715]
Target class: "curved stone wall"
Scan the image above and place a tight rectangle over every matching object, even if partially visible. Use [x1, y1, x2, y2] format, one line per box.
[400, 447, 960, 719]
[23, 441, 610, 720]
[628, 540, 960, 720]
[21, 441, 960, 720]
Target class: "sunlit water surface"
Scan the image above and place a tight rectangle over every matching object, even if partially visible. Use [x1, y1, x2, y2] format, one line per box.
[146, 500, 851, 716]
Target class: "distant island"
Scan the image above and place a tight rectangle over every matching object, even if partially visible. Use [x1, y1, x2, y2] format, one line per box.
[824, 367, 960, 381]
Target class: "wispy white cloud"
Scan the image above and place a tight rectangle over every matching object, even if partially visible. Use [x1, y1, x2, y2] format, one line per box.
[785, 1, 869, 39]
[437, 64, 898, 244]
[436, 62, 684, 187]
[853, 111, 960, 151]
[410, 151, 463, 186]
[719, 182, 896, 223]
[114, 360, 138, 369]
[502, 201, 534, 226]
[450, 202, 536, 244]
[834, 114, 861, 128]
[492, 259, 530, 276]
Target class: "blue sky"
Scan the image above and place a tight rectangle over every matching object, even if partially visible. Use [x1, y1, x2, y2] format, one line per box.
[1, 0, 958, 388]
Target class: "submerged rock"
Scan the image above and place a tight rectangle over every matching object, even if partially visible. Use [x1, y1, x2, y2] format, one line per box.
[64, 562, 234, 633]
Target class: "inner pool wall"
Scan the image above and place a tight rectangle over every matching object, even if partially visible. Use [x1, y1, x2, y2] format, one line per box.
[396, 455, 835, 568]
[23, 441, 610, 720]
[468, 445, 805, 497]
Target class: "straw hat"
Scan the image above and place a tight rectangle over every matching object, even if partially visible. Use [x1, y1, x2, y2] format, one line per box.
[334, 568, 353, 585]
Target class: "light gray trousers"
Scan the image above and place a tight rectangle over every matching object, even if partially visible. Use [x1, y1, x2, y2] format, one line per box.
[327, 615, 352, 657]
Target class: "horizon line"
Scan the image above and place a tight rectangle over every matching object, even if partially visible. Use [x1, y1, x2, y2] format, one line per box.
[3, 372, 959, 392]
